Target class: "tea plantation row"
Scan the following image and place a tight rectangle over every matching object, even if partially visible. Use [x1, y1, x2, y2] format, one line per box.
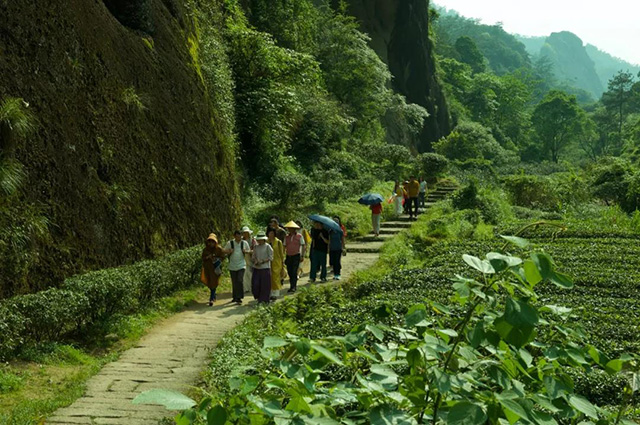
[0, 247, 201, 360]
[204, 223, 639, 409]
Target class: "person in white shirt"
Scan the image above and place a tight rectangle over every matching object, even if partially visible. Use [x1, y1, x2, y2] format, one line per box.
[241, 226, 256, 294]
[223, 230, 251, 304]
[251, 231, 273, 304]
[419, 177, 428, 209]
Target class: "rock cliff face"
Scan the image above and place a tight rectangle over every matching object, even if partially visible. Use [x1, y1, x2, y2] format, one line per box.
[346, 0, 451, 151]
[541, 31, 604, 98]
[0, 0, 239, 294]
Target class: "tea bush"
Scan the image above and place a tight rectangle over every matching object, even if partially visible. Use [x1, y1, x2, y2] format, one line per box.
[502, 174, 561, 211]
[141, 239, 639, 424]
[0, 246, 201, 360]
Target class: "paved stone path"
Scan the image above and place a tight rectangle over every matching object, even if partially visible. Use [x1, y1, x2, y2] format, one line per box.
[47, 186, 455, 425]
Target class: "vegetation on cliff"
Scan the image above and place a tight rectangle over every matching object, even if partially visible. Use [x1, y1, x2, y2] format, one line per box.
[0, 0, 445, 298]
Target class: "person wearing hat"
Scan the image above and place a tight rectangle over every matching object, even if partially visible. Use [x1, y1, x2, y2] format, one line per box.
[267, 216, 287, 242]
[251, 230, 273, 304]
[283, 221, 305, 293]
[241, 226, 256, 294]
[224, 230, 251, 304]
[201, 233, 225, 306]
[267, 228, 286, 300]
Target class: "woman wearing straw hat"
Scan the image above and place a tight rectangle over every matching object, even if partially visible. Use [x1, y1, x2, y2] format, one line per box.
[241, 226, 256, 294]
[200, 233, 225, 306]
[251, 230, 273, 304]
[283, 221, 305, 293]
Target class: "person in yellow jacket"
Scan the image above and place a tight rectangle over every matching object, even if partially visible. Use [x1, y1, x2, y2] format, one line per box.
[267, 228, 286, 300]
[407, 176, 421, 220]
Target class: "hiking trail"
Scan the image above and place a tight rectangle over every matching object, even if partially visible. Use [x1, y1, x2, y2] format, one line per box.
[47, 186, 456, 425]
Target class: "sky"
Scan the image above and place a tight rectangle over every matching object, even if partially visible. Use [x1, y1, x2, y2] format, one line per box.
[433, 0, 640, 65]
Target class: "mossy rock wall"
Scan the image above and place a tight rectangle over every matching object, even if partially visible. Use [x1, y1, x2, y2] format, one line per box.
[0, 0, 240, 296]
[345, 0, 452, 152]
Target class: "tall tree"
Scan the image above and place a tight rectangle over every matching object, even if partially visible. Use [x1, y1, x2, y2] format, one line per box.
[531, 90, 585, 162]
[601, 71, 636, 145]
[454, 36, 485, 74]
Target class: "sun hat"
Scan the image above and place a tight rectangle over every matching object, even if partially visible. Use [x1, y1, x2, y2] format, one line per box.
[241, 226, 253, 234]
[283, 220, 300, 229]
[255, 230, 268, 241]
[206, 233, 218, 243]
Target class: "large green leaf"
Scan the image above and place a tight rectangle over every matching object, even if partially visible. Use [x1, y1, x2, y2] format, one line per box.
[523, 260, 542, 286]
[605, 358, 624, 374]
[366, 324, 385, 341]
[487, 252, 523, 269]
[369, 404, 416, 425]
[311, 343, 344, 365]
[549, 271, 573, 289]
[405, 305, 430, 328]
[286, 395, 312, 414]
[264, 336, 289, 348]
[499, 399, 528, 424]
[568, 395, 598, 419]
[132, 389, 196, 410]
[294, 339, 311, 356]
[463, 254, 495, 274]
[447, 402, 487, 425]
[500, 235, 530, 248]
[494, 317, 535, 348]
[504, 298, 539, 327]
[207, 405, 228, 425]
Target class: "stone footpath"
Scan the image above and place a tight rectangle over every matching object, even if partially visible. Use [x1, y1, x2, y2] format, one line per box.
[47, 186, 456, 424]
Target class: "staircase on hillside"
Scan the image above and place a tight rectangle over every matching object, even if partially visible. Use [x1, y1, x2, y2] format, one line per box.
[347, 184, 458, 254]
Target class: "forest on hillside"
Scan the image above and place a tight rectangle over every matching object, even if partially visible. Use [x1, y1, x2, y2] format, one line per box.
[1, 0, 640, 424]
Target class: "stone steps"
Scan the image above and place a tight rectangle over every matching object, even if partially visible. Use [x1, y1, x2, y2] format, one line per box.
[379, 228, 405, 235]
[381, 221, 411, 229]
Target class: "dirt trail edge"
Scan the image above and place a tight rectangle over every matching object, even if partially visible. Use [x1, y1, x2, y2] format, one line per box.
[47, 186, 456, 425]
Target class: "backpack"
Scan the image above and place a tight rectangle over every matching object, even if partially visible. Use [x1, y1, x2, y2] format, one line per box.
[230, 240, 243, 250]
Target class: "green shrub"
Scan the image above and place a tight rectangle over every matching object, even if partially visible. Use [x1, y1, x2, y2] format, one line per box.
[7, 289, 90, 343]
[0, 246, 201, 359]
[418, 152, 449, 183]
[266, 168, 311, 208]
[64, 269, 139, 323]
[589, 157, 635, 211]
[434, 121, 518, 166]
[451, 158, 498, 184]
[502, 174, 561, 211]
[0, 304, 25, 361]
[451, 181, 512, 224]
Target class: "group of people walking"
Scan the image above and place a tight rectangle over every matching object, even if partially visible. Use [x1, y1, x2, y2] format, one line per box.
[200, 216, 346, 306]
[369, 176, 427, 237]
[393, 176, 427, 219]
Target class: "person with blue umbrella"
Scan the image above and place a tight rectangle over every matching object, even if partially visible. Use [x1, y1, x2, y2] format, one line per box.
[358, 193, 384, 237]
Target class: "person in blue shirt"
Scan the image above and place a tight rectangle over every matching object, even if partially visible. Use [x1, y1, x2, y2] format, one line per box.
[329, 216, 346, 280]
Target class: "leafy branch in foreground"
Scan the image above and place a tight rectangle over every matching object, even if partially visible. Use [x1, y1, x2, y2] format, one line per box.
[135, 236, 639, 425]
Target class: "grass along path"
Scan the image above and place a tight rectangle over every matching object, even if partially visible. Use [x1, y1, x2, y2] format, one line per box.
[45, 188, 455, 424]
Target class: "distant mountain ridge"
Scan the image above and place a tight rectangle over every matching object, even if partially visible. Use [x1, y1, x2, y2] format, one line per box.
[433, 4, 639, 100]
[516, 33, 640, 95]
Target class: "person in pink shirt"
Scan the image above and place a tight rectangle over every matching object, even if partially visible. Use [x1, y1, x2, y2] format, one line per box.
[283, 221, 306, 293]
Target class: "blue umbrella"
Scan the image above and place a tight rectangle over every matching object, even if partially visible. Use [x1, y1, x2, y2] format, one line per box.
[358, 193, 384, 206]
[308, 214, 342, 234]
